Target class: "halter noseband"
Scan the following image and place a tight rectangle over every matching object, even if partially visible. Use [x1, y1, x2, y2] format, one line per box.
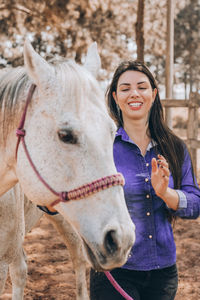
[16, 84, 125, 208]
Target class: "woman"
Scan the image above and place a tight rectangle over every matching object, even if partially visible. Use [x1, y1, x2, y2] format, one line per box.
[90, 61, 200, 300]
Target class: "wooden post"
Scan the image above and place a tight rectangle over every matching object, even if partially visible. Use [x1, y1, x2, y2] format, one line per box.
[165, 0, 174, 129]
[135, 0, 145, 62]
[161, 94, 200, 176]
[187, 93, 198, 175]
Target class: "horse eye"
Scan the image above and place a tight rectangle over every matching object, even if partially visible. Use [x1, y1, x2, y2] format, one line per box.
[58, 130, 77, 144]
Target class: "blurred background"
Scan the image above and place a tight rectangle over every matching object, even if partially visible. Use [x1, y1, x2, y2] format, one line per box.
[0, 1, 199, 299]
[0, 0, 199, 97]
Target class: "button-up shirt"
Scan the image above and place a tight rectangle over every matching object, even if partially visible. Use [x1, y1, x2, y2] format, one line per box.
[114, 127, 200, 271]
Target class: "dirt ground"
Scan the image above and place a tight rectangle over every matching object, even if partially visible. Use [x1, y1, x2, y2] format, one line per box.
[1, 214, 200, 300]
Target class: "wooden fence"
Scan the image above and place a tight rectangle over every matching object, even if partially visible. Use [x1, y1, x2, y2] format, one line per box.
[161, 92, 200, 176]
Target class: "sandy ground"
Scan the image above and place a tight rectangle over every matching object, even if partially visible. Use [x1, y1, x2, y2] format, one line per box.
[1, 213, 199, 300]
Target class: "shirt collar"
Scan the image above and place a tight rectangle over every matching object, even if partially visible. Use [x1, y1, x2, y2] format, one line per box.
[115, 127, 157, 151]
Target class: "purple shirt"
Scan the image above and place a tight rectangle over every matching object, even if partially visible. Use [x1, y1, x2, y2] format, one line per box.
[114, 127, 200, 271]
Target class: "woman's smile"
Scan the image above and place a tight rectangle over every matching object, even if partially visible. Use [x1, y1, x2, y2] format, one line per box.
[128, 101, 143, 110]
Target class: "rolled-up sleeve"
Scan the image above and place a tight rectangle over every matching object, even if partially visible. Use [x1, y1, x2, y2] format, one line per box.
[176, 190, 187, 209]
[172, 147, 200, 219]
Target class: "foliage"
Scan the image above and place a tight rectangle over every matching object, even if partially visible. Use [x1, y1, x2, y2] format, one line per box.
[0, 0, 137, 79]
[0, 0, 198, 88]
[174, 0, 200, 93]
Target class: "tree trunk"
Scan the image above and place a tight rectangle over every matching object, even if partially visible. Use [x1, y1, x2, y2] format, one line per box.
[165, 0, 174, 129]
[135, 0, 145, 62]
[184, 72, 187, 99]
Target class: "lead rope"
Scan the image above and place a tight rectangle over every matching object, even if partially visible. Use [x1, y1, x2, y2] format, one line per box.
[104, 271, 134, 300]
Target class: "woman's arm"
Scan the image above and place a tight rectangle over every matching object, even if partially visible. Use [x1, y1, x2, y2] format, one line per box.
[151, 151, 200, 219]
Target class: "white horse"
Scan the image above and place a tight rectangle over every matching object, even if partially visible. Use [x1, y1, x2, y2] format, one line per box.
[0, 41, 135, 298]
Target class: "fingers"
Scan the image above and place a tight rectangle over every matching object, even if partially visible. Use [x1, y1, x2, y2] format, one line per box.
[162, 171, 170, 180]
[151, 154, 170, 178]
[157, 154, 170, 178]
[157, 154, 168, 167]
[151, 157, 158, 173]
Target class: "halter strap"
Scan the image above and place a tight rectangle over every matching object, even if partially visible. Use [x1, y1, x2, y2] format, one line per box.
[16, 84, 36, 159]
[50, 173, 124, 207]
[37, 205, 59, 215]
[16, 84, 125, 208]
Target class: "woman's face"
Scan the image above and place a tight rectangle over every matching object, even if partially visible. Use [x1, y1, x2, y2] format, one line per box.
[113, 70, 157, 125]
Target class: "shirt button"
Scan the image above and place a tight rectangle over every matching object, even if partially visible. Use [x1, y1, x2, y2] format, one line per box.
[146, 163, 149, 167]
[149, 235, 152, 239]
[146, 194, 150, 198]
[145, 178, 149, 182]
[147, 212, 151, 216]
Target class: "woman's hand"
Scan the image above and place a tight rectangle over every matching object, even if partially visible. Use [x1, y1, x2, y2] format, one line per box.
[151, 154, 170, 198]
[151, 154, 179, 210]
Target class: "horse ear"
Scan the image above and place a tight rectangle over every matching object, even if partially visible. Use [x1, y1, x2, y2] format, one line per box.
[24, 39, 53, 86]
[84, 42, 101, 78]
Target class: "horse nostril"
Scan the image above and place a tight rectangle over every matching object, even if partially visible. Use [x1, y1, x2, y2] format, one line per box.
[104, 230, 118, 255]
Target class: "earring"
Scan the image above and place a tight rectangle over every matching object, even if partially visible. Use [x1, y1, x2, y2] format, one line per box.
[116, 104, 123, 125]
[116, 104, 121, 116]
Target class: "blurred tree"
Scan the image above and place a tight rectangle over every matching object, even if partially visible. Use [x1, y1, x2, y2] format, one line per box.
[0, 0, 138, 78]
[174, 0, 200, 95]
[0, 0, 196, 89]
[144, 0, 188, 85]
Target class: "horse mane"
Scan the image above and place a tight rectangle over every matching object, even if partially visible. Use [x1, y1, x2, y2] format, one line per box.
[0, 67, 30, 143]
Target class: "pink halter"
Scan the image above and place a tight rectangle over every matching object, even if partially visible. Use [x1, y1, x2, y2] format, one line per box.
[15, 84, 125, 207]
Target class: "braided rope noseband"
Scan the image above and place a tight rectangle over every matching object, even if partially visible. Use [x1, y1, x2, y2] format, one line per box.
[15, 84, 125, 208]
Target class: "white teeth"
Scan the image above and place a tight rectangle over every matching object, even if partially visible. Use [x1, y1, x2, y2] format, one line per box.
[129, 103, 142, 107]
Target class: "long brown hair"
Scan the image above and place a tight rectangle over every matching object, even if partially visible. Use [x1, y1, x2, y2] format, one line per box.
[107, 60, 188, 191]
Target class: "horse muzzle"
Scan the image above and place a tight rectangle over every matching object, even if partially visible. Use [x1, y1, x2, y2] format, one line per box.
[82, 225, 135, 271]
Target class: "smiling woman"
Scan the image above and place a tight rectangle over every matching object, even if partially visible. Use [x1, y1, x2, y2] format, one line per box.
[90, 60, 200, 300]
